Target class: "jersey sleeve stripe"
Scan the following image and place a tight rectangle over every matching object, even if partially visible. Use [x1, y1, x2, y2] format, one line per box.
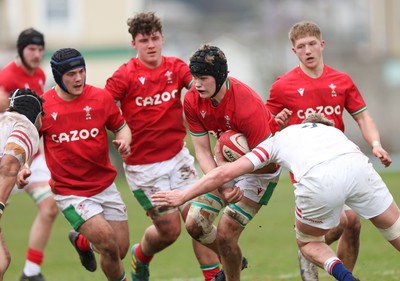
[189, 130, 208, 137]
[350, 106, 367, 116]
[253, 147, 269, 162]
[10, 129, 33, 158]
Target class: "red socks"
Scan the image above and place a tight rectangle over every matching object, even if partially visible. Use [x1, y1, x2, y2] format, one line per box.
[202, 267, 220, 281]
[76, 233, 91, 251]
[135, 244, 153, 263]
[27, 248, 43, 265]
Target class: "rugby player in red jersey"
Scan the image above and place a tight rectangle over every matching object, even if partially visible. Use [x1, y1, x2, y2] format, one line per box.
[266, 20, 391, 281]
[19, 48, 132, 281]
[183, 44, 282, 281]
[105, 12, 220, 281]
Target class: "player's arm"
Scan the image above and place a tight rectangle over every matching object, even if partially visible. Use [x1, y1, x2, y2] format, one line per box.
[152, 156, 253, 207]
[352, 110, 391, 167]
[0, 155, 21, 218]
[214, 139, 275, 175]
[191, 134, 217, 174]
[112, 123, 132, 157]
[191, 133, 244, 202]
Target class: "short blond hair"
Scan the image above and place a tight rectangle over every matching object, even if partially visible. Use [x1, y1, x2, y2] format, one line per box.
[302, 113, 334, 127]
[288, 21, 322, 46]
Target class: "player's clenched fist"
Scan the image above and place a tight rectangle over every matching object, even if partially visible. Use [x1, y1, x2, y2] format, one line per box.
[16, 167, 32, 189]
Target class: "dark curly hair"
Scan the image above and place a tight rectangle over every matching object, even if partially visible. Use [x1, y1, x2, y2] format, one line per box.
[127, 12, 162, 40]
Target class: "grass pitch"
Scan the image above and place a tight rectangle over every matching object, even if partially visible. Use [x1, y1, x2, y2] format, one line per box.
[2, 170, 399, 281]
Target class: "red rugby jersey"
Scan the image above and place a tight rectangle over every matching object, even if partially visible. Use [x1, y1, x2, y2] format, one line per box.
[185, 77, 279, 149]
[40, 85, 126, 196]
[267, 65, 366, 132]
[0, 61, 45, 95]
[106, 56, 192, 165]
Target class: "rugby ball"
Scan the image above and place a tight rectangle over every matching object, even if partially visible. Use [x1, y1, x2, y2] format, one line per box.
[219, 130, 250, 162]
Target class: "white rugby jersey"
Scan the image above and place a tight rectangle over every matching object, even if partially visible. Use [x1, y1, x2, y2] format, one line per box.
[245, 122, 361, 182]
[0, 111, 39, 167]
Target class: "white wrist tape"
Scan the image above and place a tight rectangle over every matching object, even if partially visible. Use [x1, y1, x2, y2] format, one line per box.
[372, 140, 381, 147]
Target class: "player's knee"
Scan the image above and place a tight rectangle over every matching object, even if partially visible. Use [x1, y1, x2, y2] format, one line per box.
[186, 195, 223, 244]
[185, 214, 204, 239]
[118, 240, 130, 260]
[35, 190, 58, 220]
[101, 240, 120, 260]
[378, 217, 400, 241]
[186, 206, 218, 244]
[148, 206, 182, 239]
[40, 200, 59, 220]
[93, 230, 120, 260]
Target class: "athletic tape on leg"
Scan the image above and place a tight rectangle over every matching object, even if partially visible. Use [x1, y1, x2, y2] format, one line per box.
[150, 206, 178, 219]
[295, 227, 325, 243]
[378, 216, 400, 241]
[28, 186, 53, 204]
[188, 194, 224, 244]
[223, 201, 258, 227]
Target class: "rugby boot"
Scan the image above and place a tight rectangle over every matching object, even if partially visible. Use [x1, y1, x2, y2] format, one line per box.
[131, 243, 150, 281]
[68, 230, 97, 272]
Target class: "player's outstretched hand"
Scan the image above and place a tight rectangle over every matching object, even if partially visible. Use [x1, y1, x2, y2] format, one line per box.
[221, 187, 243, 203]
[373, 146, 392, 168]
[112, 139, 131, 157]
[16, 168, 31, 189]
[152, 190, 185, 207]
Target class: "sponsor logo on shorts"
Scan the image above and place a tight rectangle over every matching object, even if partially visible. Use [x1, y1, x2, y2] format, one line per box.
[302, 217, 323, 224]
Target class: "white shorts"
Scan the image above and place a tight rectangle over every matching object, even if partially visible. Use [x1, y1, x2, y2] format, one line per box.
[234, 166, 281, 205]
[54, 183, 127, 230]
[294, 153, 393, 229]
[124, 146, 198, 211]
[11, 154, 52, 201]
[27, 154, 51, 185]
